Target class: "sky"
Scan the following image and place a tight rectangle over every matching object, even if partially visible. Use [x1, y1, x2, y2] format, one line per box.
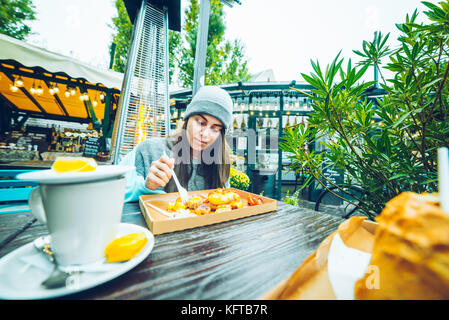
[26, 0, 438, 85]
[27, 0, 116, 69]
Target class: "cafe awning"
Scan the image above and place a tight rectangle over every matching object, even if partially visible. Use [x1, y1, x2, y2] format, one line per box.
[0, 33, 123, 125]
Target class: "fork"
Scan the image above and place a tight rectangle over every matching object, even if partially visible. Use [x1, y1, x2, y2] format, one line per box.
[163, 152, 189, 203]
[170, 168, 189, 203]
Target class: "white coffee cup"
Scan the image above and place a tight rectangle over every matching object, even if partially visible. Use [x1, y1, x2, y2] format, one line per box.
[29, 177, 126, 266]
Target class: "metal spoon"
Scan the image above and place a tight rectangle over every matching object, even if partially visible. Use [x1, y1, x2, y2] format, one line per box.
[33, 236, 80, 289]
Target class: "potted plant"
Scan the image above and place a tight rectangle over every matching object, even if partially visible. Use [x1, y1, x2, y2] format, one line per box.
[230, 167, 250, 191]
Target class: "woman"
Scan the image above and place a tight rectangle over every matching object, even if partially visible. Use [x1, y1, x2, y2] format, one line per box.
[122, 85, 233, 202]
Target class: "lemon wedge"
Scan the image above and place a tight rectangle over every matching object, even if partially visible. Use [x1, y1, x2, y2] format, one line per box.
[51, 157, 97, 173]
[105, 232, 148, 263]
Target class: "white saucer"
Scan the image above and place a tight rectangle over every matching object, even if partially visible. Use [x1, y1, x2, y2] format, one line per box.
[0, 223, 154, 300]
[16, 165, 135, 184]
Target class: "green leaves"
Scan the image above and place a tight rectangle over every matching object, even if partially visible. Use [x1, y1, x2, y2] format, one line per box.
[111, 0, 251, 85]
[178, 0, 251, 87]
[283, 1, 449, 217]
[353, 31, 391, 67]
[422, 1, 449, 22]
[0, 0, 36, 40]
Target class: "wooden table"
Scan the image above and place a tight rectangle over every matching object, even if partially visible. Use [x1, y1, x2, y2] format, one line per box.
[0, 201, 343, 300]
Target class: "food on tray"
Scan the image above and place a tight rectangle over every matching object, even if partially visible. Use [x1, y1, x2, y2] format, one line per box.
[166, 188, 263, 215]
[354, 192, 449, 300]
[208, 188, 240, 205]
[187, 195, 205, 209]
[51, 156, 97, 173]
[195, 204, 211, 215]
[248, 194, 263, 206]
[215, 204, 233, 214]
[167, 196, 187, 212]
[105, 232, 148, 263]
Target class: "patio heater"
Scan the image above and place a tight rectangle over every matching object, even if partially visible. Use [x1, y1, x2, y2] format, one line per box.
[110, 0, 180, 164]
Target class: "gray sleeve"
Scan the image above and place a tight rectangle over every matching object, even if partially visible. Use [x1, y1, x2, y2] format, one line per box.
[134, 144, 149, 178]
[119, 146, 166, 202]
[134, 137, 171, 179]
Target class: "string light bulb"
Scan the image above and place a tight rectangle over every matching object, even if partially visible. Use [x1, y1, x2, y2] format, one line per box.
[37, 84, 43, 95]
[80, 92, 89, 101]
[10, 84, 18, 92]
[16, 76, 24, 87]
[70, 87, 76, 96]
[53, 84, 59, 94]
[30, 81, 37, 94]
[64, 87, 71, 98]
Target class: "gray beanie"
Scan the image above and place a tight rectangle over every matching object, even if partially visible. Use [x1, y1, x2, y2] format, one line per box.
[183, 86, 233, 130]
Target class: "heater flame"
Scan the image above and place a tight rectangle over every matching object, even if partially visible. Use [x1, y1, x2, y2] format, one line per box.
[136, 103, 148, 145]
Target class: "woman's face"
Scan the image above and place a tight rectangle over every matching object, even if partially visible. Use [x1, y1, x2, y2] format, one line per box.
[186, 114, 223, 153]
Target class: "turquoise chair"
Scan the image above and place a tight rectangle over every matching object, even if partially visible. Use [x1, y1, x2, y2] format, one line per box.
[0, 170, 39, 214]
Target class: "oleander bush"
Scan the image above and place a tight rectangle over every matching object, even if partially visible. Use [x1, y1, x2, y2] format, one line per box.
[280, 1, 449, 219]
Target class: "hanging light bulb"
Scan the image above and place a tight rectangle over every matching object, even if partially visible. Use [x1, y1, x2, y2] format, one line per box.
[99, 92, 105, 101]
[53, 84, 60, 94]
[64, 86, 71, 98]
[70, 87, 76, 96]
[16, 76, 24, 87]
[30, 81, 37, 94]
[80, 92, 89, 101]
[49, 83, 55, 95]
[10, 84, 18, 92]
[35, 80, 43, 95]
[92, 98, 98, 106]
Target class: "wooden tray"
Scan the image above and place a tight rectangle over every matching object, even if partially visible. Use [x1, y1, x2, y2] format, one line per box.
[139, 188, 277, 235]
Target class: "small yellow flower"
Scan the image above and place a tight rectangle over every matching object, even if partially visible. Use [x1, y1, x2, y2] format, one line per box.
[230, 168, 250, 191]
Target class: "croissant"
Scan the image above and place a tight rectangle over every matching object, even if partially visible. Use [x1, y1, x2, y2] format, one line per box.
[354, 192, 449, 300]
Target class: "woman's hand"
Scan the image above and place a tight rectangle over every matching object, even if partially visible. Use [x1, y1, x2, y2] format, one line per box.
[145, 153, 175, 190]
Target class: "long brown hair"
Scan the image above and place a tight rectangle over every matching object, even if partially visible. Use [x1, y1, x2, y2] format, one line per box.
[164, 117, 231, 192]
